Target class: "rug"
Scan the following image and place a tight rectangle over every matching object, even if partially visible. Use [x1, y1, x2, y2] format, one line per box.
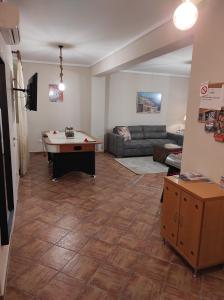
[115, 156, 168, 175]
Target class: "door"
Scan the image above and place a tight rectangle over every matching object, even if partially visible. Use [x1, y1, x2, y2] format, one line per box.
[161, 181, 180, 246]
[0, 58, 14, 245]
[177, 191, 203, 267]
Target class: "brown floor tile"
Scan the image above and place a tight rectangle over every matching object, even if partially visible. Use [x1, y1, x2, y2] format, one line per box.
[57, 231, 89, 251]
[62, 254, 99, 282]
[7, 256, 34, 282]
[74, 221, 101, 237]
[36, 224, 69, 244]
[166, 264, 202, 296]
[106, 216, 133, 231]
[95, 226, 124, 244]
[10, 233, 32, 251]
[116, 207, 137, 221]
[202, 275, 224, 299]
[135, 212, 157, 224]
[129, 221, 153, 239]
[36, 273, 85, 300]
[85, 209, 111, 225]
[89, 264, 130, 295]
[97, 202, 123, 214]
[203, 265, 224, 281]
[13, 263, 57, 295]
[5, 286, 34, 300]
[160, 285, 201, 300]
[16, 220, 48, 237]
[143, 235, 174, 262]
[80, 198, 100, 211]
[14, 238, 53, 260]
[54, 202, 79, 215]
[36, 210, 64, 225]
[79, 285, 115, 300]
[121, 273, 161, 300]
[80, 239, 113, 260]
[106, 246, 139, 271]
[133, 255, 170, 281]
[117, 233, 146, 253]
[55, 215, 81, 230]
[39, 245, 76, 270]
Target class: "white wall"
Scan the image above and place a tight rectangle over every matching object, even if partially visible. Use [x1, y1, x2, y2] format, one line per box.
[182, 0, 224, 183]
[90, 77, 105, 151]
[106, 72, 189, 132]
[22, 62, 91, 152]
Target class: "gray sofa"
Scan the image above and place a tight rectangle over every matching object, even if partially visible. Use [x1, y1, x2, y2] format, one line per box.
[107, 125, 183, 157]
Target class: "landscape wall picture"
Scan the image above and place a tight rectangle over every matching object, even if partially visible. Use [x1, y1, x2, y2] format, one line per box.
[136, 92, 162, 113]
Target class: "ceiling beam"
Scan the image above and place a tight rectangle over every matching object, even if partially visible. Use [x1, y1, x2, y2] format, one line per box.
[91, 19, 194, 76]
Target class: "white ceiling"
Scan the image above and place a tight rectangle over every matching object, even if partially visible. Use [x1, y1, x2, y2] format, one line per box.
[123, 45, 193, 76]
[9, 0, 180, 66]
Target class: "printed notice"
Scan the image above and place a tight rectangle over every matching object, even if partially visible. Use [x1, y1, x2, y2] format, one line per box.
[198, 83, 224, 123]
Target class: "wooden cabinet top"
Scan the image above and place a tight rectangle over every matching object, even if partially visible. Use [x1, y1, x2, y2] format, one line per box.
[165, 176, 224, 201]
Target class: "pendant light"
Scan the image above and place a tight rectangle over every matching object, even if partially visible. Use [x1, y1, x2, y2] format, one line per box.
[173, 0, 198, 31]
[58, 45, 65, 91]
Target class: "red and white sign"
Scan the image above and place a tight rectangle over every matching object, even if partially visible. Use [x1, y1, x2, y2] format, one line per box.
[200, 82, 209, 97]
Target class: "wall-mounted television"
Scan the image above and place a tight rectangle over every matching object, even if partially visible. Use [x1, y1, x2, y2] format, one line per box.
[13, 72, 38, 111]
[25, 72, 38, 111]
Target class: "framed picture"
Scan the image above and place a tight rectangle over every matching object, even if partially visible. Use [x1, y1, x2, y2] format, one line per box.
[49, 84, 63, 102]
[136, 92, 162, 113]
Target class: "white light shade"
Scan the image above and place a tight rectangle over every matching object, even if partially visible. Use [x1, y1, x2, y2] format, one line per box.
[58, 82, 66, 91]
[173, 0, 198, 31]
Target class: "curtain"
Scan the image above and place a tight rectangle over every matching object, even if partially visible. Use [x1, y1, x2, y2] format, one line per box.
[16, 59, 29, 176]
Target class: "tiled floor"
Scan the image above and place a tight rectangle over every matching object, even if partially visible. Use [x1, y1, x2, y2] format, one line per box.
[5, 153, 224, 299]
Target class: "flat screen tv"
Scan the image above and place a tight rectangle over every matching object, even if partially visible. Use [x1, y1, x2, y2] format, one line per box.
[25, 73, 38, 111]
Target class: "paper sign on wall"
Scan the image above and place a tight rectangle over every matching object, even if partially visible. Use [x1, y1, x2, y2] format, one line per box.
[200, 82, 209, 97]
[198, 82, 224, 123]
[198, 82, 224, 142]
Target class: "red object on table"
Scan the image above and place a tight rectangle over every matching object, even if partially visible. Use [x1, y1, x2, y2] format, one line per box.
[84, 138, 89, 142]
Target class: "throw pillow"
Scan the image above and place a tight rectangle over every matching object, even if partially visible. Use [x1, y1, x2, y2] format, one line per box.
[117, 126, 131, 141]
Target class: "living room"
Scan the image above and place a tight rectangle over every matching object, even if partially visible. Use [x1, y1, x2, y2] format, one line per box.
[0, 0, 224, 299]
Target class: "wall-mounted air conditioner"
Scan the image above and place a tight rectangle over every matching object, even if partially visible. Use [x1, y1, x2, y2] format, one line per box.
[0, 3, 20, 45]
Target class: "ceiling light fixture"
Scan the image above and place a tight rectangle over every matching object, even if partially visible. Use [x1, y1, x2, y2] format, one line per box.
[58, 45, 65, 91]
[173, 0, 198, 31]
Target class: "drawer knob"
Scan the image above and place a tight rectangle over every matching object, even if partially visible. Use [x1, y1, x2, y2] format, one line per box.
[190, 251, 194, 256]
[163, 225, 166, 229]
[166, 187, 169, 191]
[195, 204, 199, 210]
[175, 192, 178, 196]
[184, 197, 187, 202]
[74, 146, 82, 150]
[180, 241, 184, 246]
[171, 233, 175, 238]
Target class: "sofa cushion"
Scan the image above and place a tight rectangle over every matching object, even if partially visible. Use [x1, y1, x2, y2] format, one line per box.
[144, 132, 168, 139]
[149, 139, 176, 146]
[128, 126, 144, 140]
[143, 125, 167, 139]
[124, 139, 154, 149]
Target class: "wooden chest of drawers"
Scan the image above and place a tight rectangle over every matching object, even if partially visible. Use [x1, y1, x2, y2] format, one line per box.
[161, 176, 224, 273]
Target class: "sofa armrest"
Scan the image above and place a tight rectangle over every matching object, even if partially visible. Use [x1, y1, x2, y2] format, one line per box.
[167, 132, 184, 146]
[107, 132, 125, 157]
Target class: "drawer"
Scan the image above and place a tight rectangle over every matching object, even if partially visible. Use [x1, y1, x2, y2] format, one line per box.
[59, 144, 95, 153]
[164, 181, 181, 200]
[177, 191, 203, 267]
[161, 181, 181, 246]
